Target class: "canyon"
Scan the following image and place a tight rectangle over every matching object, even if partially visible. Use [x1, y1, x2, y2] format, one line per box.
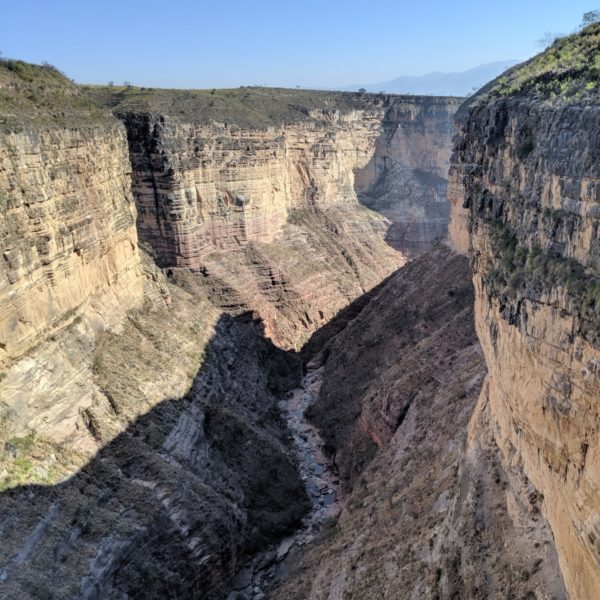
[447, 26, 600, 599]
[272, 26, 600, 600]
[0, 60, 462, 598]
[0, 23, 599, 600]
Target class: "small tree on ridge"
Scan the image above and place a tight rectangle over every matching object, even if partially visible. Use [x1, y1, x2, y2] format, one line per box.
[581, 10, 600, 28]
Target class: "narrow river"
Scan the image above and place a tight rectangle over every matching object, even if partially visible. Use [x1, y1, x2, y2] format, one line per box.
[227, 364, 342, 599]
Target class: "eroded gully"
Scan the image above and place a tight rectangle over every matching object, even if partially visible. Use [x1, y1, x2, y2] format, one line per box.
[228, 361, 342, 599]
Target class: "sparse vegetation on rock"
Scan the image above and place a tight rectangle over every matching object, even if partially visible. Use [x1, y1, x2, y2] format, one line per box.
[487, 23, 600, 101]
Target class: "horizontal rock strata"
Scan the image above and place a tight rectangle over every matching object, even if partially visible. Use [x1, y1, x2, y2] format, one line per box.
[0, 125, 142, 367]
[355, 98, 461, 255]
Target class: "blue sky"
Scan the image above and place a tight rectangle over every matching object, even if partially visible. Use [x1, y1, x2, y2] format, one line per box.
[0, 1, 597, 88]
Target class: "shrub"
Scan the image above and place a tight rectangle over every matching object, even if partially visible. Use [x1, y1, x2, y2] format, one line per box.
[484, 220, 600, 326]
[581, 10, 600, 28]
[489, 22, 600, 102]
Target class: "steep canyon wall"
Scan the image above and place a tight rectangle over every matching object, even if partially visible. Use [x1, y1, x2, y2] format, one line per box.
[109, 91, 461, 268]
[272, 245, 565, 600]
[267, 33, 600, 600]
[0, 116, 142, 368]
[448, 25, 600, 599]
[0, 65, 308, 598]
[123, 108, 384, 266]
[95, 88, 461, 348]
[355, 97, 459, 255]
[0, 65, 147, 450]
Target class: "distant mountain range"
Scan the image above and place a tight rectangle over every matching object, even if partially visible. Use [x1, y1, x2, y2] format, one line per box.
[341, 60, 520, 96]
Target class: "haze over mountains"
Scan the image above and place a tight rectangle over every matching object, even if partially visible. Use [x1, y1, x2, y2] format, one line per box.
[341, 60, 520, 95]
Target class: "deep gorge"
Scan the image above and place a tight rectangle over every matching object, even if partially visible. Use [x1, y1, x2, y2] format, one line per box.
[0, 63, 463, 599]
[1, 24, 600, 598]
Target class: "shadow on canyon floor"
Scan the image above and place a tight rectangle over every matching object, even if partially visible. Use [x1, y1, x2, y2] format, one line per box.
[269, 245, 567, 600]
[300, 243, 479, 487]
[0, 311, 313, 600]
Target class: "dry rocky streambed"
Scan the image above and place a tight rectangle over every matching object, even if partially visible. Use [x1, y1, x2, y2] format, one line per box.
[228, 364, 341, 599]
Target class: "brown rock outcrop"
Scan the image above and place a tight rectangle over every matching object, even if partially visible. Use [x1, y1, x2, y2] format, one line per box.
[0, 293, 308, 600]
[118, 94, 460, 269]
[103, 91, 459, 348]
[0, 64, 309, 596]
[0, 62, 147, 451]
[122, 108, 387, 267]
[117, 105, 406, 348]
[0, 125, 142, 367]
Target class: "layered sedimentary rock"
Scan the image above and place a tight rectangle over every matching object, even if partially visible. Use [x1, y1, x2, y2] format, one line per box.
[1, 58, 507, 599]
[116, 104, 405, 348]
[355, 97, 461, 255]
[0, 64, 306, 599]
[0, 293, 308, 600]
[448, 25, 600, 599]
[90, 88, 460, 269]
[0, 64, 465, 598]
[97, 90, 459, 348]
[0, 120, 142, 369]
[0, 63, 146, 452]
[122, 107, 387, 267]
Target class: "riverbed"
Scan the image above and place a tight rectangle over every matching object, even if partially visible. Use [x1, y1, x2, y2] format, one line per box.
[227, 364, 341, 599]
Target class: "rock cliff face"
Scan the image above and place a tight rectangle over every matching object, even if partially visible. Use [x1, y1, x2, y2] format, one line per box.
[5, 44, 596, 599]
[87, 88, 460, 271]
[355, 97, 461, 255]
[0, 65, 307, 598]
[119, 94, 460, 267]
[0, 300, 308, 600]
[0, 121, 142, 369]
[448, 25, 600, 599]
[86, 88, 459, 348]
[116, 103, 402, 348]
[122, 108, 386, 266]
[0, 63, 146, 451]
